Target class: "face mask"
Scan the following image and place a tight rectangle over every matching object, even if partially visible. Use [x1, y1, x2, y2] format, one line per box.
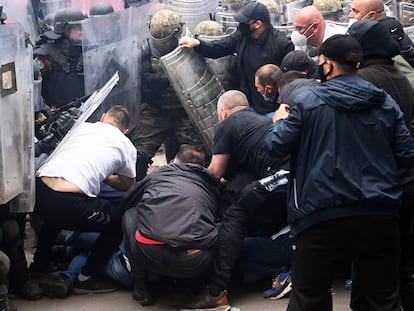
[262, 90, 275, 103]
[291, 24, 315, 46]
[238, 23, 252, 37]
[291, 30, 308, 46]
[318, 62, 329, 83]
[348, 18, 358, 27]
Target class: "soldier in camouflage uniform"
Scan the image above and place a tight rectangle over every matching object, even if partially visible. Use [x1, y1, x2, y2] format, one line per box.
[34, 8, 85, 109]
[194, 20, 240, 91]
[130, 9, 204, 180]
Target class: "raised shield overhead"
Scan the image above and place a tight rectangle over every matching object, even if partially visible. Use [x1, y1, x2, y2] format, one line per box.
[0, 23, 35, 213]
[82, 6, 150, 130]
[159, 46, 225, 153]
[2, 0, 40, 44]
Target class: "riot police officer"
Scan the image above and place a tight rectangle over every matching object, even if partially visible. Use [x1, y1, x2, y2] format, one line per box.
[34, 8, 86, 109]
[130, 9, 205, 180]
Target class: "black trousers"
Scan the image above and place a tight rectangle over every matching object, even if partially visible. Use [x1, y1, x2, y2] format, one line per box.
[122, 208, 215, 290]
[351, 203, 414, 311]
[33, 178, 124, 275]
[287, 216, 400, 311]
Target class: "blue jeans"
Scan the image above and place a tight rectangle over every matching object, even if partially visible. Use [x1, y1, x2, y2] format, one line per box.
[61, 232, 132, 289]
[237, 233, 293, 278]
[60, 183, 131, 287]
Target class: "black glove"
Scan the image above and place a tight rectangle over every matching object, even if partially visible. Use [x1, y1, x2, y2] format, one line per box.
[53, 107, 81, 139]
[35, 133, 58, 156]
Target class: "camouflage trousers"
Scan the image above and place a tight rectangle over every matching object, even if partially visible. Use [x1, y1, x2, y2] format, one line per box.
[130, 102, 204, 161]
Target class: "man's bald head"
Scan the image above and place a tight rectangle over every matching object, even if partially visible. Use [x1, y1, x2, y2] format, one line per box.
[217, 90, 249, 121]
[295, 5, 324, 25]
[349, 0, 386, 20]
[294, 6, 326, 47]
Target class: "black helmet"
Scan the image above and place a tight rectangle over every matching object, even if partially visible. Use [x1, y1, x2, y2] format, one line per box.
[54, 8, 85, 34]
[40, 13, 55, 33]
[89, 2, 114, 16]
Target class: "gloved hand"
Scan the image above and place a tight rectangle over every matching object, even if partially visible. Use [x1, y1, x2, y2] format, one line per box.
[53, 107, 81, 139]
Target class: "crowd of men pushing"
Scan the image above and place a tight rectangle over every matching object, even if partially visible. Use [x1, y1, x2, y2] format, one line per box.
[1, 0, 414, 311]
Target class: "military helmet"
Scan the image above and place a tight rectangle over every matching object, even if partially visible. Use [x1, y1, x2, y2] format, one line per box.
[195, 21, 224, 36]
[221, 0, 248, 13]
[54, 8, 85, 34]
[148, 9, 181, 39]
[148, 9, 183, 58]
[41, 13, 55, 32]
[257, 0, 280, 14]
[89, 2, 115, 16]
[313, 0, 342, 12]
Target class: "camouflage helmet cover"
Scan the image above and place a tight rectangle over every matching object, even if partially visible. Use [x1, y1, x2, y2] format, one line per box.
[313, 0, 342, 12]
[257, 0, 280, 14]
[222, 0, 246, 4]
[149, 9, 181, 39]
[195, 20, 224, 36]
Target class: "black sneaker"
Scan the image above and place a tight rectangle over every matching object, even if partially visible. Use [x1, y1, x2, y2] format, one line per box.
[72, 275, 117, 295]
[39, 275, 72, 298]
[179, 288, 230, 311]
[11, 279, 43, 300]
[132, 284, 156, 306]
[28, 262, 59, 279]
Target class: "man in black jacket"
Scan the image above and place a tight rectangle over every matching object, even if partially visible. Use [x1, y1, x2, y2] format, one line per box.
[348, 19, 414, 311]
[179, 1, 294, 115]
[122, 145, 220, 307]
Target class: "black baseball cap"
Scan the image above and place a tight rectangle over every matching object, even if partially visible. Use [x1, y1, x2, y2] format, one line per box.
[280, 50, 315, 73]
[315, 34, 363, 67]
[347, 20, 400, 59]
[377, 16, 404, 43]
[234, 1, 270, 24]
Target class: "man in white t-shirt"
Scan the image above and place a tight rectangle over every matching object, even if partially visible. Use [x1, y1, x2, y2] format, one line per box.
[30, 105, 137, 294]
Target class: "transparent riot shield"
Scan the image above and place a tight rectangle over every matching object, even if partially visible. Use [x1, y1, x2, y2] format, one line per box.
[2, 0, 40, 44]
[197, 34, 240, 91]
[40, 0, 69, 17]
[165, 0, 217, 33]
[214, 1, 247, 34]
[0, 23, 35, 213]
[70, 0, 125, 14]
[83, 6, 147, 130]
[159, 46, 225, 153]
[280, 0, 305, 25]
[399, 2, 414, 26]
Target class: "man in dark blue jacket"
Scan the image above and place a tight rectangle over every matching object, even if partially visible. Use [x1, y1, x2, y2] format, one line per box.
[266, 34, 414, 311]
[179, 1, 294, 115]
